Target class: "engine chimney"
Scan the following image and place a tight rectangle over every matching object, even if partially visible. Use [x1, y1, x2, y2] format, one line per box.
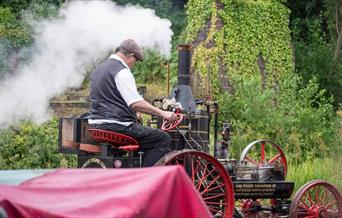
[170, 44, 196, 112]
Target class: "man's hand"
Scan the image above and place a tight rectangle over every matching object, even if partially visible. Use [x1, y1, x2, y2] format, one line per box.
[161, 111, 177, 123]
[130, 100, 177, 122]
[136, 112, 143, 124]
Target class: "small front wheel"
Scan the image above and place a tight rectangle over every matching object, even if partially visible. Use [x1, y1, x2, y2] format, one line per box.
[290, 179, 342, 217]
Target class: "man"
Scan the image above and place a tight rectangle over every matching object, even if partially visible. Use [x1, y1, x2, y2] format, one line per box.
[88, 39, 176, 167]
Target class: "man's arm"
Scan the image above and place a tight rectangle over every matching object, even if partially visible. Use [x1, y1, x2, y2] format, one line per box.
[130, 100, 176, 122]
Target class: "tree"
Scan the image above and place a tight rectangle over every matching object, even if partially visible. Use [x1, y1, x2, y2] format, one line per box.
[0, 0, 64, 16]
[288, 0, 342, 106]
[324, 0, 342, 60]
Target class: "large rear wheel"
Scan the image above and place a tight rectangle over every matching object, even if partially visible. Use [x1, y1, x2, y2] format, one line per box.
[156, 150, 234, 218]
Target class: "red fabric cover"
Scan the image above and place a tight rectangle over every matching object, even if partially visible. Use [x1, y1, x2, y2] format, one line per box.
[0, 166, 211, 218]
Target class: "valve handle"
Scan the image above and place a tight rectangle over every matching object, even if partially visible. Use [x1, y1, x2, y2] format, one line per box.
[161, 113, 183, 131]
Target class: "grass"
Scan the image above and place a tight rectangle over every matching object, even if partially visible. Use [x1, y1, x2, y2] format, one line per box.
[283, 111, 341, 196]
[287, 155, 342, 195]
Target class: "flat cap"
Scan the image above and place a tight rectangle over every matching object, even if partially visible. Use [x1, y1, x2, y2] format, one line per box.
[118, 39, 144, 61]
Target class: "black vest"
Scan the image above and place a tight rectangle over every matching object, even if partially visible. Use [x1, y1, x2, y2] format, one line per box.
[89, 58, 137, 122]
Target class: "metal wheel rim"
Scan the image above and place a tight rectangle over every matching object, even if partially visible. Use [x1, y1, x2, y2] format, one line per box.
[156, 150, 235, 218]
[239, 139, 288, 178]
[289, 179, 342, 218]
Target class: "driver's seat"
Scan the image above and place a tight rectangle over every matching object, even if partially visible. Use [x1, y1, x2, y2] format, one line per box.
[86, 129, 139, 153]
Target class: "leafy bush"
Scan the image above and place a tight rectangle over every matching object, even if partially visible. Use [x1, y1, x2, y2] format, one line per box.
[0, 0, 64, 15]
[133, 49, 168, 83]
[292, 17, 342, 107]
[0, 7, 32, 48]
[218, 74, 341, 163]
[0, 2, 62, 80]
[0, 118, 76, 169]
[0, 7, 32, 79]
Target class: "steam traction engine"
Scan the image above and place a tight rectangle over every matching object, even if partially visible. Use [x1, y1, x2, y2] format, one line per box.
[58, 45, 342, 218]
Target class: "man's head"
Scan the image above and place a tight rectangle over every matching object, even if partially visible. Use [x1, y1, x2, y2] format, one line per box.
[115, 39, 144, 69]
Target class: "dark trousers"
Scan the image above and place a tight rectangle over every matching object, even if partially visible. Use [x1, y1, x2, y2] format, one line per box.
[90, 122, 171, 167]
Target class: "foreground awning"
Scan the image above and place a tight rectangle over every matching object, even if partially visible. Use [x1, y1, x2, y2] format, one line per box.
[0, 166, 211, 218]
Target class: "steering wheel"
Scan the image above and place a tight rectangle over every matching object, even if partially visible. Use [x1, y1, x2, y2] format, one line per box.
[161, 113, 184, 131]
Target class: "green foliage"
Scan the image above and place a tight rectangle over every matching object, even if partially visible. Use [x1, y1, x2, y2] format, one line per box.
[114, 0, 186, 37]
[293, 38, 342, 105]
[0, 119, 76, 169]
[218, 74, 341, 163]
[0, 7, 32, 79]
[133, 49, 167, 83]
[0, 7, 32, 48]
[287, 156, 342, 193]
[186, 0, 341, 166]
[185, 0, 212, 41]
[23, 0, 60, 20]
[0, 2, 61, 79]
[0, 0, 64, 15]
[0, 7, 15, 22]
[187, 0, 294, 95]
[133, 43, 182, 88]
[291, 13, 342, 106]
[0, 0, 31, 15]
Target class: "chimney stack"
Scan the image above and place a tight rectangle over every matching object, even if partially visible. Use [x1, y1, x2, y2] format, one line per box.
[170, 44, 196, 112]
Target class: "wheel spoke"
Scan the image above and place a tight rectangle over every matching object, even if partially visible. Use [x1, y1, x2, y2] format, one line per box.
[325, 199, 337, 209]
[245, 155, 258, 165]
[174, 157, 180, 165]
[261, 142, 265, 164]
[299, 198, 311, 210]
[195, 161, 209, 190]
[182, 154, 187, 168]
[208, 206, 223, 214]
[206, 201, 227, 206]
[165, 122, 172, 128]
[321, 211, 340, 217]
[191, 157, 200, 183]
[322, 186, 328, 205]
[296, 209, 309, 215]
[201, 183, 226, 195]
[196, 166, 217, 191]
[200, 175, 222, 195]
[197, 159, 225, 193]
[268, 153, 281, 164]
[304, 192, 315, 206]
[314, 185, 321, 205]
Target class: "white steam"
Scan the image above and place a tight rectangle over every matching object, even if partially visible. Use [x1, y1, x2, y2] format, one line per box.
[0, 0, 173, 128]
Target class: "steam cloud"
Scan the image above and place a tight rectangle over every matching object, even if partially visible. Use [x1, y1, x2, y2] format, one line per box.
[0, 0, 173, 128]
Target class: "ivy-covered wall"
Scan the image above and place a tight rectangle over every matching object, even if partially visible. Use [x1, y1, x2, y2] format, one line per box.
[184, 0, 341, 166]
[186, 0, 294, 97]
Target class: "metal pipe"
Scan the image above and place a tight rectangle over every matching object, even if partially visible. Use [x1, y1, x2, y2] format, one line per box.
[177, 44, 191, 85]
[166, 61, 170, 96]
[213, 102, 219, 159]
